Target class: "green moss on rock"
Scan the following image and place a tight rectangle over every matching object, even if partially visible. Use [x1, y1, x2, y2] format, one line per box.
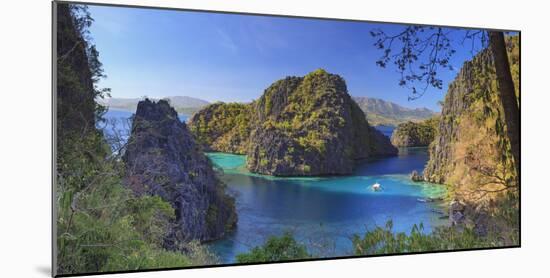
[391, 117, 439, 147]
[188, 102, 252, 154]
[423, 36, 519, 204]
[191, 69, 396, 176]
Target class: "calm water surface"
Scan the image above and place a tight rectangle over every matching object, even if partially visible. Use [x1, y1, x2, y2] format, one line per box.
[206, 148, 447, 263]
[101, 110, 446, 262]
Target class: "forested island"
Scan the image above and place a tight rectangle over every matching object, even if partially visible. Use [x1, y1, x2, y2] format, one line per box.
[190, 69, 397, 176]
[55, 3, 519, 275]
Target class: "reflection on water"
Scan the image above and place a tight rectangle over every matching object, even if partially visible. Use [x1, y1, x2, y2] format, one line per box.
[206, 148, 447, 263]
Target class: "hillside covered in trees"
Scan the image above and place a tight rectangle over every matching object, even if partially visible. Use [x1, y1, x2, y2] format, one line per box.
[54, 4, 223, 275]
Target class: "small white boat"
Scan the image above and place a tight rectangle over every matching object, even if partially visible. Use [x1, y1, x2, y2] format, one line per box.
[371, 183, 382, 191]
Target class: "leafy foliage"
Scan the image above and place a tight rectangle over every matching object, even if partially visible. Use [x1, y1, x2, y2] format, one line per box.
[189, 102, 252, 154]
[250, 69, 354, 173]
[55, 4, 217, 275]
[352, 219, 517, 255]
[55, 131, 198, 274]
[192, 69, 350, 159]
[192, 69, 396, 176]
[424, 36, 519, 201]
[370, 26, 458, 99]
[391, 117, 438, 147]
[56, 4, 109, 148]
[236, 232, 310, 263]
[271, 69, 346, 152]
[419, 37, 520, 245]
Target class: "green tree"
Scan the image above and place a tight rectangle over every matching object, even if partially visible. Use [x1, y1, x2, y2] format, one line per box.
[236, 232, 310, 263]
[55, 4, 217, 275]
[370, 28, 519, 183]
[352, 220, 497, 255]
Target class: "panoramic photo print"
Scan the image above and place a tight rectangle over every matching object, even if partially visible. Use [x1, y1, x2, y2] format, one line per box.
[54, 1, 520, 276]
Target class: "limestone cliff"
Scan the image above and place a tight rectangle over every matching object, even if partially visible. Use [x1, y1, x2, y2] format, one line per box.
[191, 69, 397, 176]
[123, 99, 237, 245]
[423, 36, 519, 202]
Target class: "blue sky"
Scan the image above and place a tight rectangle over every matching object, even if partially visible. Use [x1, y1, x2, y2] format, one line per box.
[88, 5, 484, 111]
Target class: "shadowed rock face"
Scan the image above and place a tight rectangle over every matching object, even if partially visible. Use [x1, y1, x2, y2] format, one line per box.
[123, 99, 237, 246]
[189, 69, 397, 177]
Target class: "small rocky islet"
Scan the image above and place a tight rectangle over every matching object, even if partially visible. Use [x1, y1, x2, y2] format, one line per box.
[390, 118, 438, 148]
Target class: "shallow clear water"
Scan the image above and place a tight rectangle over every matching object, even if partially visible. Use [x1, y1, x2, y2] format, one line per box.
[206, 149, 447, 263]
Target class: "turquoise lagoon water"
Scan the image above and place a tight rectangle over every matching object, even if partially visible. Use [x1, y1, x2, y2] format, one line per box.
[100, 110, 446, 262]
[206, 149, 447, 263]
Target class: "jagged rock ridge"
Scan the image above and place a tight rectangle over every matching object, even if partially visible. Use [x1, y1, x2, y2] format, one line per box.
[123, 99, 237, 245]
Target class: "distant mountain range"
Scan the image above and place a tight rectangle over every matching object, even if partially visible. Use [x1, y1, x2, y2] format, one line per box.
[101, 95, 436, 126]
[352, 97, 437, 126]
[100, 96, 210, 115]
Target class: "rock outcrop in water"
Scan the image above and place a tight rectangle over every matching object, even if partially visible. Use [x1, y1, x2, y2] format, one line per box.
[410, 170, 424, 182]
[423, 36, 519, 202]
[390, 118, 438, 147]
[189, 69, 397, 176]
[123, 99, 237, 245]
